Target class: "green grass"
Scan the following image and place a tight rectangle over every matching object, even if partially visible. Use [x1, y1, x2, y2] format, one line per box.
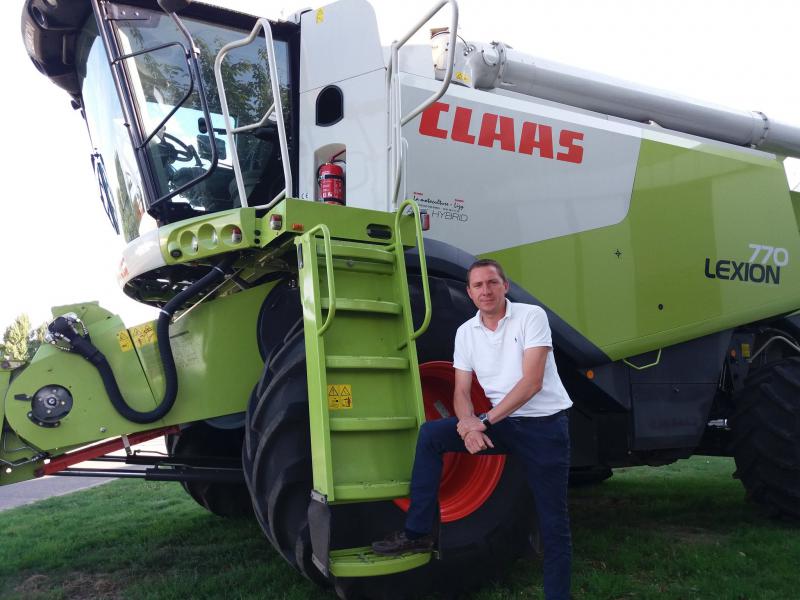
[0, 457, 797, 599]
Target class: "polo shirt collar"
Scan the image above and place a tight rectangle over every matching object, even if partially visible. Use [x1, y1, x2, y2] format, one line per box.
[471, 298, 512, 329]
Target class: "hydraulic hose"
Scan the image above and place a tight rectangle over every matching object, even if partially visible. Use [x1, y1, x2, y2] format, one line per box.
[48, 257, 235, 424]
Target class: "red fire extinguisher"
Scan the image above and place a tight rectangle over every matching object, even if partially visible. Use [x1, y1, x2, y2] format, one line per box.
[318, 162, 345, 205]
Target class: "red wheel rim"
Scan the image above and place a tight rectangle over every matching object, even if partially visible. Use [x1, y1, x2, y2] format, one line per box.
[394, 361, 505, 522]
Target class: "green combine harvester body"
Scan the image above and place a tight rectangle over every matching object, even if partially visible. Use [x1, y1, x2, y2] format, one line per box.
[7, 0, 800, 596]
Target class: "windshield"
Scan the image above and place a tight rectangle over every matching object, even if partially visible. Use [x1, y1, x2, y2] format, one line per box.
[77, 18, 148, 242]
[112, 5, 292, 221]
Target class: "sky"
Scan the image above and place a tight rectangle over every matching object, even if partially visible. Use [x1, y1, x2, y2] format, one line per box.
[2, 0, 800, 330]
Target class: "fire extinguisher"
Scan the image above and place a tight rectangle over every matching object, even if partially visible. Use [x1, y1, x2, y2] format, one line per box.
[318, 162, 345, 205]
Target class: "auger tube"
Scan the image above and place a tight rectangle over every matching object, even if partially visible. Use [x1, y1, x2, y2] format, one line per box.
[439, 37, 800, 158]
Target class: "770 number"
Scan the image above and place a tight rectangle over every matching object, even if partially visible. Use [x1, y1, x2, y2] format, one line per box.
[748, 244, 789, 266]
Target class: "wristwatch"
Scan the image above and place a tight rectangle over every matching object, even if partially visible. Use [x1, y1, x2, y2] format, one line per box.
[478, 412, 492, 431]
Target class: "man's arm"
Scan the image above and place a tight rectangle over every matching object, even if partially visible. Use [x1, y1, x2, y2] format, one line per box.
[453, 367, 476, 421]
[456, 346, 548, 437]
[487, 346, 547, 423]
[454, 368, 495, 452]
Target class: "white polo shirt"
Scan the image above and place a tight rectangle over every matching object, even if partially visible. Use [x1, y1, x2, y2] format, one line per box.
[453, 300, 572, 417]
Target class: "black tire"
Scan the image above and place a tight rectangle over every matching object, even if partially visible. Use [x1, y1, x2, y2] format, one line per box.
[730, 356, 800, 520]
[166, 422, 253, 518]
[243, 275, 535, 599]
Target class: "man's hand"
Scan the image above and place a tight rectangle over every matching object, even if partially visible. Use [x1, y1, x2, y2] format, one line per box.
[457, 415, 485, 439]
[463, 430, 494, 454]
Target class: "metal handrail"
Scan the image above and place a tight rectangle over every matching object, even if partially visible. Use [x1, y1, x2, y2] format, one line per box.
[305, 224, 336, 336]
[387, 0, 458, 208]
[213, 18, 292, 210]
[393, 200, 431, 343]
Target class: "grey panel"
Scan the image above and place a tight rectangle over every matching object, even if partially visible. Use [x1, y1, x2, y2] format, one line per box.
[631, 383, 717, 451]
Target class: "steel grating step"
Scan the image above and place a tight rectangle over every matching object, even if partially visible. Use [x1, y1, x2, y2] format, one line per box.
[329, 546, 432, 578]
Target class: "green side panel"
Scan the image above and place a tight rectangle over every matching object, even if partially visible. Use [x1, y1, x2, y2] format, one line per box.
[491, 139, 800, 360]
[133, 282, 269, 426]
[329, 547, 431, 577]
[5, 303, 159, 452]
[3, 286, 269, 455]
[296, 210, 426, 505]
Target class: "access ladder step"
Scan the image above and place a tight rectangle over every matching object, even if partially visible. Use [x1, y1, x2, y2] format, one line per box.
[333, 480, 410, 501]
[326, 356, 409, 370]
[319, 241, 395, 264]
[320, 298, 401, 315]
[329, 547, 432, 578]
[329, 416, 417, 432]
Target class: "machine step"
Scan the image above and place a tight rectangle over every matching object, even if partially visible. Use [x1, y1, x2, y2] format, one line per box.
[325, 355, 409, 370]
[329, 416, 417, 432]
[320, 298, 401, 315]
[329, 546, 432, 578]
[333, 480, 411, 501]
[323, 241, 395, 264]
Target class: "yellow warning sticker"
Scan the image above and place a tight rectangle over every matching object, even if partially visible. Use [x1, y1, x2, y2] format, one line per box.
[455, 71, 471, 83]
[117, 330, 134, 352]
[741, 343, 751, 359]
[130, 323, 157, 349]
[316, 7, 324, 23]
[328, 384, 353, 410]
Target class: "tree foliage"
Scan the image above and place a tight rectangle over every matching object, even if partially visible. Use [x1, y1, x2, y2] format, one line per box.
[0, 314, 45, 363]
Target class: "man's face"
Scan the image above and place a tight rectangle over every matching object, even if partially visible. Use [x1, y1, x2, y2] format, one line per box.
[466, 266, 509, 316]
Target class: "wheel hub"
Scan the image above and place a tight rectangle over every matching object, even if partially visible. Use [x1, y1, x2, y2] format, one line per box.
[394, 361, 505, 522]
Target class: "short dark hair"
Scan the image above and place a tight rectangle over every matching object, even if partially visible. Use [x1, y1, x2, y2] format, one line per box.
[467, 259, 508, 284]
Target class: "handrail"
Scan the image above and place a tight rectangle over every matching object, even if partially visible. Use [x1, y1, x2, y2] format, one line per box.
[387, 0, 458, 209]
[393, 200, 431, 343]
[305, 224, 336, 336]
[213, 18, 292, 210]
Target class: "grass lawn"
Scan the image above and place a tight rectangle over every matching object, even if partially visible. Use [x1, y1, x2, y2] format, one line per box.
[0, 456, 797, 599]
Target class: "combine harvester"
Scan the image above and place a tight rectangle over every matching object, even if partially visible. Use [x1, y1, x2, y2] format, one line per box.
[8, 0, 800, 596]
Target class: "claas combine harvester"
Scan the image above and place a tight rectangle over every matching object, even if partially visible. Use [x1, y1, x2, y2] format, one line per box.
[7, 0, 800, 596]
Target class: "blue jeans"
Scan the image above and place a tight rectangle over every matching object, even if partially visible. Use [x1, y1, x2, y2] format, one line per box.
[405, 413, 572, 600]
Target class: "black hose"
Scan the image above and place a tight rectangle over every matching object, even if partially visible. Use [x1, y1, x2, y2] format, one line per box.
[49, 257, 235, 424]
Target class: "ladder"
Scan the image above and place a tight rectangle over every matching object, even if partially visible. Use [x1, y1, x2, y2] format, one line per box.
[295, 200, 432, 577]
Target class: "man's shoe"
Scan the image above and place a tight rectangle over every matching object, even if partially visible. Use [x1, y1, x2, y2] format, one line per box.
[371, 530, 434, 556]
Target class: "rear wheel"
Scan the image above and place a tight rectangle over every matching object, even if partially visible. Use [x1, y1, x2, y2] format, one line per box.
[243, 275, 535, 598]
[166, 422, 253, 518]
[730, 356, 800, 519]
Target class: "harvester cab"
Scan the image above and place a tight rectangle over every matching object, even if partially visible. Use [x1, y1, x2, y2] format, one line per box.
[69, 0, 297, 238]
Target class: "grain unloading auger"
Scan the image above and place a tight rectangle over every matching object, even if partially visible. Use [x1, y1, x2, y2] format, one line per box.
[8, 0, 800, 596]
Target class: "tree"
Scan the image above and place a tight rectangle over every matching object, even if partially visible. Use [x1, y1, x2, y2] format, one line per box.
[0, 314, 45, 363]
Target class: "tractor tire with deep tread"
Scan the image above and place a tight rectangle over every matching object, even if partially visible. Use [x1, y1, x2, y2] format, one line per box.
[243, 275, 535, 599]
[166, 422, 253, 518]
[730, 356, 800, 520]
